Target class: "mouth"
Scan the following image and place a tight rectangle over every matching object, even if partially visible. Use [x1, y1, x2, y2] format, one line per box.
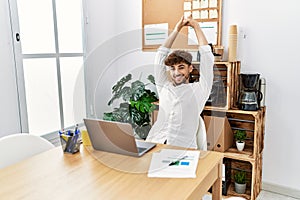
[173, 74, 185, 83]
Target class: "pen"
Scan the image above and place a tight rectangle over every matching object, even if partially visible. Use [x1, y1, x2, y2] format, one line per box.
[74, 124, 79, 135]
[169, 155, 188, 166]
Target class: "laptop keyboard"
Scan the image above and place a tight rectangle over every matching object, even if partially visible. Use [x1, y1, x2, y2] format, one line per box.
[137, 147, 147, 153]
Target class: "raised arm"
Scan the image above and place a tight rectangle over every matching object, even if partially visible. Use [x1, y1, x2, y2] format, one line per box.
[187, 17, 214, 104]
[162, 16, 189, 48]
[186, 17, 208, 46]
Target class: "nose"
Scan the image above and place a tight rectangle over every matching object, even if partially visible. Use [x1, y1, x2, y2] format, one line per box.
[174, 68, 180, 75]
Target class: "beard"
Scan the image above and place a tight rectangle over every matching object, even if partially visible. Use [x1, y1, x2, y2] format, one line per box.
[172, 74, 190, 86]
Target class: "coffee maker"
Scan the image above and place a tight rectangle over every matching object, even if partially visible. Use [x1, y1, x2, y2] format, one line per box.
[238, 73, 263, 111]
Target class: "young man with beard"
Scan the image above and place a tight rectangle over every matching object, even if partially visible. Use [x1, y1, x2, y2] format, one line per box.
[146, 15, 214, 149]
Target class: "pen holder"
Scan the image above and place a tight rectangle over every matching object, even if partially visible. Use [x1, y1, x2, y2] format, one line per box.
[81, 130, 91, 146]
[59, 131, 81, 154]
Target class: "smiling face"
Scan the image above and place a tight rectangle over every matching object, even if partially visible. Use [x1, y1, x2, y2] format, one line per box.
[169, 62, 193, 85]
[165, 50, 193, 86]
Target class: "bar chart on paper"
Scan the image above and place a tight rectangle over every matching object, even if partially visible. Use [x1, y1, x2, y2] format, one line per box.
[148, 149, 200, 178]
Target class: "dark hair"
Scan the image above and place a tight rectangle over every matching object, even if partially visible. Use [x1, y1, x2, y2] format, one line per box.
[165, 50, 192, 66]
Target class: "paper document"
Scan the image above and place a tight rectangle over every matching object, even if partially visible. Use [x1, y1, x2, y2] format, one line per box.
[188, 22, 218, 45]
[144, 23, 168, 45]
[183, 2, 192, 10]
[148, 149, 200, 178]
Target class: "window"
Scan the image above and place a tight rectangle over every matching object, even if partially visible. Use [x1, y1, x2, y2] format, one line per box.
[9, 0, 86, 136]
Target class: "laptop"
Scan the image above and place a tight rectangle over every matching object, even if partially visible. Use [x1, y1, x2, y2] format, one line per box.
[83, 118, 156, 157]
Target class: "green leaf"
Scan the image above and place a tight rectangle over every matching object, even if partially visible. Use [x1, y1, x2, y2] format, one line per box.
[103, 112, 114, 121]
[234, 130, 247, 142]
[108, 74, 132, 105]
[234, 171, 246, 184]
[134, 124, 151, 139]
[112, 74, 132, 94]
[131, 80, 145, 100]
[108, 91, 122, 106]
[121, 86, 132, 102]
[131, 106, 150, 126]
[140, 105, 145, 113]
[147, 74, 156, 85]
[111, 103, 131, 123]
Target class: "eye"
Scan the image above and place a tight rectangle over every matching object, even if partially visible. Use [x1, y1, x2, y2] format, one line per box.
[178, 65, 185, 69]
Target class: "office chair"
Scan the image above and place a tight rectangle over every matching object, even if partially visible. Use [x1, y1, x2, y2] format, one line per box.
[0, 133, 55, 169]
[196, 116, 208, 151]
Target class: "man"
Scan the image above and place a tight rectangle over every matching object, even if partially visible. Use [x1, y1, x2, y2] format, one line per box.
[146, 15, 214, 149]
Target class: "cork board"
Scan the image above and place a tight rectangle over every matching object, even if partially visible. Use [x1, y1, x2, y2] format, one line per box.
[142, 0, 223, 51]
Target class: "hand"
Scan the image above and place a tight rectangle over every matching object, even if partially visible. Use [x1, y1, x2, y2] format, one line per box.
[185, 15, 207, 46]
[185, 15, 199, 28]
[174, 16, 189, 32]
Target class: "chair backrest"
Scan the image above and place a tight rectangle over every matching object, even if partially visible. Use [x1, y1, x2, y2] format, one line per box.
[0, 133, 55, 169]
[196, 116, 207, 151]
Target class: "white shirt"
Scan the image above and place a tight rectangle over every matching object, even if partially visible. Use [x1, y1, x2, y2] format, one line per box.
[146, 45, 214, 149]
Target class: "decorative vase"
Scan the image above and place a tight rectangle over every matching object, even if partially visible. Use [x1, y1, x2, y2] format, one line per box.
[236, 141, 245, 151]
[235, 182, 246, 194]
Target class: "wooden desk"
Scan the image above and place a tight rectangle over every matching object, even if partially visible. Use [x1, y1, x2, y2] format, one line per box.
[0, 144, 223, 200]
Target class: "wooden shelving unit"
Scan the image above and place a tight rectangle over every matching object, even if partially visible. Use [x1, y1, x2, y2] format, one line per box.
[192, 61, 241, 110]
[203, 107, 266, 200]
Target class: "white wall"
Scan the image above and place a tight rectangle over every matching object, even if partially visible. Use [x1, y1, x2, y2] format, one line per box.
[84, 0, 300, 194]
[0, 0, 21, 137]
[223, 0, 300, 192]
[84, 0, 156, 119]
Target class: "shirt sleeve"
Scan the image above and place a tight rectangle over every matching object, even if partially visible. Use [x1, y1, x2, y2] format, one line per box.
[198, 45, 214, 100]
[154, 46, 170, 94]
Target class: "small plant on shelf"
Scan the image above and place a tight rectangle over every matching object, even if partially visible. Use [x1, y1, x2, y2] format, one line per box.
[234, 170, 247, 194]
[234, 130, 247, 151]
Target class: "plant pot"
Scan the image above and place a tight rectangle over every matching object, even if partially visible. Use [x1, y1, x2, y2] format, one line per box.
[236, 141, 245, 151]
[235, 182, 246, 194]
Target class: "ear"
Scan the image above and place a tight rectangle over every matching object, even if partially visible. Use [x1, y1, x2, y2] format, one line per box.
[189, 64, 193, 73]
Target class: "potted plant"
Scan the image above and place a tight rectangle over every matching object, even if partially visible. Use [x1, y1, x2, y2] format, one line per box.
[234, 130, 246, 151]
[234, 171, 247, 194]
[103, 73, 158, 139]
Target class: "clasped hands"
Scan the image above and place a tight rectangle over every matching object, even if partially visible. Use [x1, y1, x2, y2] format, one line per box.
[175, 14, 198, 32]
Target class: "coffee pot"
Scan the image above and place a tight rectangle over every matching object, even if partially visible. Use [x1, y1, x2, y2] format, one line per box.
[238, 73, 263, 111]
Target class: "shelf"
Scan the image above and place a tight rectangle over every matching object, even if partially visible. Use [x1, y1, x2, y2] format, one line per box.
[204, 106, 264, 116]
[192, 61, 236, 65]
[202, 107, 266, 200]
[192, 61, 240, 110]
[224, 148, 255, 163]
[225, 183, 251, 200]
